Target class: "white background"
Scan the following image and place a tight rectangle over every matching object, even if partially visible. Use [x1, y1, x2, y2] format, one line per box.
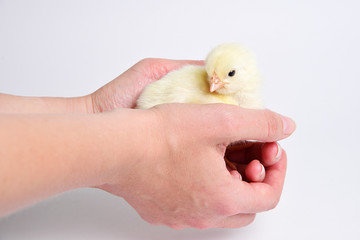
[0, 0, 359, 239]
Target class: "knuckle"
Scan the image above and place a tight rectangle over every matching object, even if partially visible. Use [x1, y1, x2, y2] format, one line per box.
[139, 214, 159, 226]
[226, 214, 256, 228]
[136, 58, 164, 80]
[243, 214, 256, 227]
[168, 223, 185, 230]
[138, 57, 155, 66]
[138, 58, 171, 80]
[211, 191, 238, 216]
[224, 204, 238, 216]
[215, 200, 237, 216]
[261, 190, 281, 211]
[268, 196, 281, 210]
[193, 219, 212, 229]
[264, 110, 282, 138]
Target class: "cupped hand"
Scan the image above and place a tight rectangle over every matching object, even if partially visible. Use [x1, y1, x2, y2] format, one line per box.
[89, 58, 203, 112]
[98, 103, 295, 229]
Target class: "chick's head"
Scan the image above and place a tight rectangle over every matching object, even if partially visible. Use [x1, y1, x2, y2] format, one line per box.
[205, 43, 261, 95]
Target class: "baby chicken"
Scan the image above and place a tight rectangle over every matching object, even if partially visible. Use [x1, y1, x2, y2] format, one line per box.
[136, 43, 263, 109]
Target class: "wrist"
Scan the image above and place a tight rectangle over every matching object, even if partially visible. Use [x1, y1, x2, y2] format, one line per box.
[0, 93, 93, 114]
[39, 95, 93, 114]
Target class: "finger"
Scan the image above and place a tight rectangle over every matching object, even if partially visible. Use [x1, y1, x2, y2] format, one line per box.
[134, 58, 204, 84]
[230, 150, 287, 213]
[204, 104, 296, 143]
[229, 170, 242, 180]
[245, 160, 265, 182]
[230, 160, 265, 182]
[218, 214, 256, 228]
[260, 142, 282, 167]
[153, 59, 205, 77]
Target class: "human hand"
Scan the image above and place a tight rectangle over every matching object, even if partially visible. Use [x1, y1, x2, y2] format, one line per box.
[89, 58, 203, 112]
[97, 103, 295, 229]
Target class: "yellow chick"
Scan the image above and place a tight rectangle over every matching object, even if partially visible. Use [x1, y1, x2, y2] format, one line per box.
[136, 43, 263, 109]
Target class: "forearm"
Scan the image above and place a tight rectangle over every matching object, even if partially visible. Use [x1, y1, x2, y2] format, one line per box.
[0, 93, 92, 114]
[0, 109, 149, 216]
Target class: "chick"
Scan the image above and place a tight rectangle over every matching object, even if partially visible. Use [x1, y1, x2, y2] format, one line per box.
[136, 43, 263, 109]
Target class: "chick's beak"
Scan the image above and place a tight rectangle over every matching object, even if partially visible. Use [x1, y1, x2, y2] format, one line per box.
[210, 72, 225, 92]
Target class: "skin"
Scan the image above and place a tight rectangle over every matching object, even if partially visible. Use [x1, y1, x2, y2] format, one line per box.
[0, 58, 295, 229]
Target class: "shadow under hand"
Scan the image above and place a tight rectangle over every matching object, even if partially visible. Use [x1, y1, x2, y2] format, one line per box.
[0, 189, 242, 240]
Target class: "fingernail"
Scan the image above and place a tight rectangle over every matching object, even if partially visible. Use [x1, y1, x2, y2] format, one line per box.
[275, 142, 282, 162]
[231, 170, 242, 180]
[281, 116, 296, 135]
[260, 164, 265, 178]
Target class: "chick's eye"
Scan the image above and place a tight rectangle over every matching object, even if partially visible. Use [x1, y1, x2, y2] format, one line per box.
[228, 70, 236, 77]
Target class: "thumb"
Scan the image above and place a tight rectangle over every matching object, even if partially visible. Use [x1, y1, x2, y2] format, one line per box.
[204, 104, 296, 143]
